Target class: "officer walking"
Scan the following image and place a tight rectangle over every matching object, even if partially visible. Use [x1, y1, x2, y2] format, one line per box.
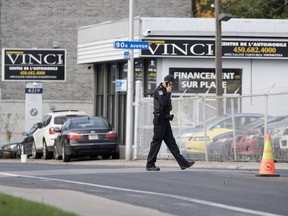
[146, 75, 195, 171]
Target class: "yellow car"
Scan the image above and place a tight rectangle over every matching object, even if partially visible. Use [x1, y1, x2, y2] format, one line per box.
[185, 128, 233, 153]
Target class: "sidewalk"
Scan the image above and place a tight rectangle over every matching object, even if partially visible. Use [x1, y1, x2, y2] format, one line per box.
[1, 158, 288, 170]
[66, 159, 288, 170]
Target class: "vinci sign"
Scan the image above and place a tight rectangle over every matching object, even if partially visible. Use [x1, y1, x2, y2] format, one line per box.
[2, 48, 66, 81]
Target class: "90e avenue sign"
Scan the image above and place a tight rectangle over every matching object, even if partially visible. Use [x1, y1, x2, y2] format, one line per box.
[2, 48, 66, 81]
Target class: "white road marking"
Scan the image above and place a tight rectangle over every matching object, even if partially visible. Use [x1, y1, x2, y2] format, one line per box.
[0, 172, 282, 216]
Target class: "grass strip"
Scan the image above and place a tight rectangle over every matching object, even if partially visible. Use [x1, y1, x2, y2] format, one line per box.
[0, 192, 77, 216]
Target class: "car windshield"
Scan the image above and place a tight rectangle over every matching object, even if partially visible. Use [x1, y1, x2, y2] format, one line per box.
[54, 115, 86, 125]
[194, 116, 226, 129]
[70, 118, 109, 129]
[246, 116, 288, 130]
[28, 124, 39, 135]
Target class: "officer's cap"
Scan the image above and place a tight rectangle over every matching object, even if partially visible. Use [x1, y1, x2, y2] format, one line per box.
[164, 75, 175, 83]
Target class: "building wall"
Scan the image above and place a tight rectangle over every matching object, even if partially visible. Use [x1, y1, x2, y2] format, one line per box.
[0, 99, 94, 144]
[0, 0, 192, 145]
[157, 57, 288, 115]
[0, 0, 191, 100]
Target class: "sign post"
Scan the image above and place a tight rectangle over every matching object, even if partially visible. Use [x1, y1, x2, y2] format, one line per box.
[25, 82, 43, 131]
[125, 0, 135, 161]
[113, 6, 150, 161]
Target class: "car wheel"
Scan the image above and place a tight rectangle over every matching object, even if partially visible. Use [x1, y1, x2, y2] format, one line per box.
[102, 154, 110, 160]
[256, 153, 262, 162]
[221, 144, 232, 161]
[62, 141, 70, 162]
[112, 151, 120, 159]
[14, 151, 19, 159]
[43, 140, 52, 160]
[53, 145, 61, 160]
[31, 142, 41, 159]
[273, 144, 281, 161]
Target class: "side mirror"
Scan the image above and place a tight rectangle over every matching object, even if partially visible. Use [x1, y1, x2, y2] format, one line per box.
[37, 122, 43, 128]
[21, 132, 28, 136]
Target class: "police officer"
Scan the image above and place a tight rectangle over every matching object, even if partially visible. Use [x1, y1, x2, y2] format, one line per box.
[146, 75, 195, 171]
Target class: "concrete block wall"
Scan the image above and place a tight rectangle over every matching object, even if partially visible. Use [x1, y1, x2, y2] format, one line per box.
[0, 0, 192, 146]
[0, 0, 192, 101]
[0, 99, 94, 145]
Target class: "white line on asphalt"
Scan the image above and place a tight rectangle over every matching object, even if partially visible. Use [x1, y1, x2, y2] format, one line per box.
[0, 172, 282, 216]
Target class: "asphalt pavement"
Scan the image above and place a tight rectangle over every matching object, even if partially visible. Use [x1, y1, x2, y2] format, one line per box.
[0, 159, 287, 216]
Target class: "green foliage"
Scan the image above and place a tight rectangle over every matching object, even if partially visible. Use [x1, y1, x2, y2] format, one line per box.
[197, 0, 216, 17]
[197, 0, 288, 19]
[0, 192, 77, 216]
[226, 0, 288, 19]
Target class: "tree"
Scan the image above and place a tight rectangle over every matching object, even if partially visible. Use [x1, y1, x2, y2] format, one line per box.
[194, 0, 288, 19]
[193, 0, 215, 17]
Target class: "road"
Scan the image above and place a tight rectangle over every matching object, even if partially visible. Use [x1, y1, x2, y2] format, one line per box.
[0, 159, 287, 216]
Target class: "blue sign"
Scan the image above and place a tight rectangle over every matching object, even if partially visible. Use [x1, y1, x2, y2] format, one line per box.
[124, 51, 130, 60]
[115, 80, 127, 92]
[25, 88, 43, 94]
[114, 41, 149, 50]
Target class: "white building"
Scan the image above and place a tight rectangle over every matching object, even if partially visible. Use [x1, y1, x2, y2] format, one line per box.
[78, 17, 288, 144]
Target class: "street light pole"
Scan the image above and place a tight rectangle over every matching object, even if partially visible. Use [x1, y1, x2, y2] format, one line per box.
[215, 0, 223, 99]
[125, 0, 134, 160]
[215, 0, 232, 116]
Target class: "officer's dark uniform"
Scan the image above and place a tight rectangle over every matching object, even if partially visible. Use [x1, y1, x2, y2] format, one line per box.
[146, 76, 194, 170]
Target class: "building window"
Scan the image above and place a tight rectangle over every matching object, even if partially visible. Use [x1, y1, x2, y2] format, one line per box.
[95, 64, 105, 116]
[145, 59, 157, 96]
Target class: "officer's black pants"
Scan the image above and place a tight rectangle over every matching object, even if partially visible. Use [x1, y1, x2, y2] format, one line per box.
[146, 117, 190, 168]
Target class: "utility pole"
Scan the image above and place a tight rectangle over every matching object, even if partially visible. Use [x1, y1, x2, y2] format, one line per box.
[125, 0, 134, 161]
[215, 0, 232, 115]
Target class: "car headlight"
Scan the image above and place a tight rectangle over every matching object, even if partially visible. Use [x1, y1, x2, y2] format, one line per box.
[246, 134, 257, 141]
[9, 144, 18, 150]
[180, 137, 190, 146]
[214, 137, 232, 143]
[177, 133, 194, 145]
[270, 128, 280, 135]
[193, 136, 210, 141]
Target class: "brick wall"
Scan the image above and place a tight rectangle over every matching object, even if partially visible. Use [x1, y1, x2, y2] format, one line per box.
[0, 0, 192, 144]
[0, 0, 191, 101]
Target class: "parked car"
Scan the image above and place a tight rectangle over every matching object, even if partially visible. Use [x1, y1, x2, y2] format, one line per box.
[33, 110, 87, 159]
[185, 128, 232, 153]
[280, 128, 288, 161]
[206, 131, 237, 161]
[20, 122, 40, 158]
[236, 120, 288, 161]
[53, 116, 120, 162]
[207, 115, 288, 161]
[175, 113, 265, 150]
[0, 142, 21, 159]
[261, 121, 288, 161]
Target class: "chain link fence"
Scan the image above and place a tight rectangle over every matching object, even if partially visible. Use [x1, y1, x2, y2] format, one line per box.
[134, 86, 288, 162]
[2, 82, 288, 163]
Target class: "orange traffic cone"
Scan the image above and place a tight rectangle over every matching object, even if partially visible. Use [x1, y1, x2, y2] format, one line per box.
[256, 134, 280, 177]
